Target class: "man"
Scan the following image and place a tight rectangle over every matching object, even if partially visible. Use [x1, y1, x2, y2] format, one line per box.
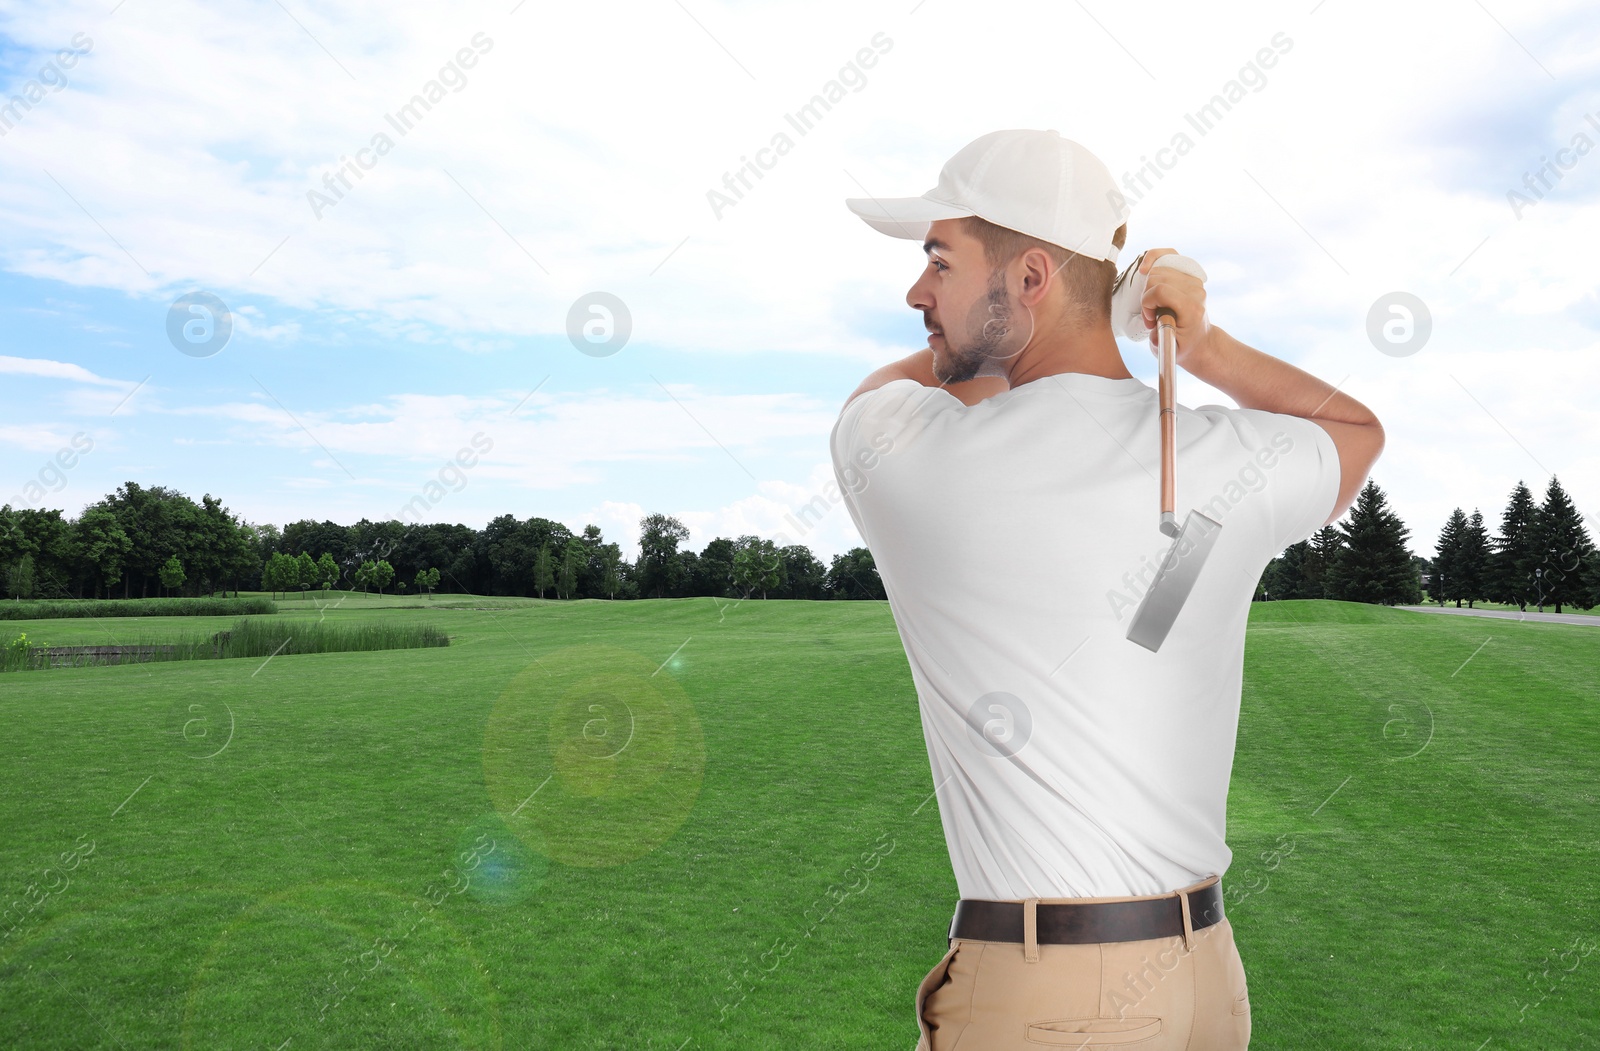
[829, 129, 1383, 1050]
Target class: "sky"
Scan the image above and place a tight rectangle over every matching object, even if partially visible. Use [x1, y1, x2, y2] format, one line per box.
[1, 0, 1597, 564]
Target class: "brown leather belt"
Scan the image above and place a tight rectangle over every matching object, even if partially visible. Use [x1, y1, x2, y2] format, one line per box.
[948, 880, 1224, 945]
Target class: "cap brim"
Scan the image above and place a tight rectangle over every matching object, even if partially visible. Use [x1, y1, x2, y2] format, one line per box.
[844, 195, 973, 241]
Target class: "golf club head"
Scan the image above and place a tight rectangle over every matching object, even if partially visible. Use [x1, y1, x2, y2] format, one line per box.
[1125, 510, 1224, 653]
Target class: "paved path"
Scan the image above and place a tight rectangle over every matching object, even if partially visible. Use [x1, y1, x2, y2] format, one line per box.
[1398, 605, 1600, 627]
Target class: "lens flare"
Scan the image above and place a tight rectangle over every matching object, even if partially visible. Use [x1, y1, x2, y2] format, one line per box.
[482, 644, 706, 868]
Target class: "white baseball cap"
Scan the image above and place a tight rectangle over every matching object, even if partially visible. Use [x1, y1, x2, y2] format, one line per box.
[844, 129, 1129, 264]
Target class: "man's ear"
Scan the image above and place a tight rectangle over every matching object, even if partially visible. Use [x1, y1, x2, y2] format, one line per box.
[1018, 248, 1054, 307]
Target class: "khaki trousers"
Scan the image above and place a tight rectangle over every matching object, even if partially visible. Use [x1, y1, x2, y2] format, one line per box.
[913, 875, 1250, 1049]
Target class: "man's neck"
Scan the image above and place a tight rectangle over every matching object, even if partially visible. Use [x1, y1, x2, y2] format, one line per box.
[1004, 325, 1132, 388]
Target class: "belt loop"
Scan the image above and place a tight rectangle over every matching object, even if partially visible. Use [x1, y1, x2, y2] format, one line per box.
[1176, 887, 1194, 952]
[1023, 898, 1040, 963]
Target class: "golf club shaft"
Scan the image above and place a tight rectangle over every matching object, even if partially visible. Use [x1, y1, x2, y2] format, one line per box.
[1156, 307, 1177, 533]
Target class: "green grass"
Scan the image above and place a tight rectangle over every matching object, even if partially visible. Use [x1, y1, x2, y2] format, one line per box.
[210, 616, 450, 658]
[0, 596, 277, 620]
[0, 597, 1594, 1049]
[1418, 597, 1600, 617]
[251, 589, 548, 611]
[3, 618, 448, 672]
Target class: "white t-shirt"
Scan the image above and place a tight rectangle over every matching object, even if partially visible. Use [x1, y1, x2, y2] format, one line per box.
[829, 372, 1341, 900]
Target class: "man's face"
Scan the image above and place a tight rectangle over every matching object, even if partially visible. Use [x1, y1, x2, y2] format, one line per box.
[906, 218, 1028, 384]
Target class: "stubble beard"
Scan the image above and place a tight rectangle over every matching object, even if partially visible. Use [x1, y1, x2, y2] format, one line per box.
[932, 268, 1020, 385]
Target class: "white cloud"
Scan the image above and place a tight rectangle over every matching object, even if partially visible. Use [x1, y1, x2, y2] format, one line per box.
[163, 385, 837, 475]
[0, 0, 1597, 562]
[0, 424, 80, 454]
[232, 305, 302, 342]
[0, 353, 134, 388]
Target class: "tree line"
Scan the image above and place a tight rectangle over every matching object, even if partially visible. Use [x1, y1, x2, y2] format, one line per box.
[0, 483, 888, 603]
[1258, 476, 1598, 613]
[8, 476, 1591, 612]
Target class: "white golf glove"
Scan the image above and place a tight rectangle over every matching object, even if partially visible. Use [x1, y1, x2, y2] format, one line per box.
[1110, 253, 1208, 348]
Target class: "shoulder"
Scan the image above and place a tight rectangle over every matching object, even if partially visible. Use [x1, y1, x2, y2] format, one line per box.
[831, 379, 963, 475]
[840, 376, 956, 415]
[1189, 403, 1342, 546]
[834, 378, 960, 438]
[1189, 402, 1336, 460]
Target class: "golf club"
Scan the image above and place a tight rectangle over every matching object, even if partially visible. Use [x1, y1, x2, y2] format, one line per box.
[1125, 306, 1224, 652]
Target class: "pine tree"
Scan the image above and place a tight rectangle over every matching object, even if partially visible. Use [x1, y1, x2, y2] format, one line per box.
[1432, 508, 1467, 606]
[1324, 480, 1421, 605]
[1582, 550, 1600, 610]
[1305, 526, 1344, 599]
[1528, 475, 1595, 614]
[1458, 509, 1491, 608]
[1259, 541, 1308, 600]
[1491, 481, 1539, 610]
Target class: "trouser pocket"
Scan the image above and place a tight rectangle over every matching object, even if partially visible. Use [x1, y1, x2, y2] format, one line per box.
[1023, 1016, 1163, 1045]
[914, 942, 961, 1049]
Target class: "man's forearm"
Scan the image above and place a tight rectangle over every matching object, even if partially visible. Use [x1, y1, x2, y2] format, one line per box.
[1186, 326, 1377, 428]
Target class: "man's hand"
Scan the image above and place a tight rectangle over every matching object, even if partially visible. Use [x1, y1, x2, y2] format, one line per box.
[1136, 247, 1215, 369]
[1132, 247, 1386, 524]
